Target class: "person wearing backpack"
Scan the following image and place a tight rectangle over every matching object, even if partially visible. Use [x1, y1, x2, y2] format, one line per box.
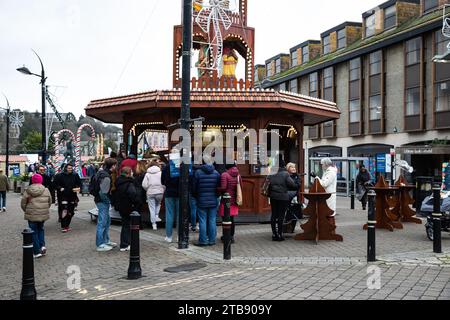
[93, 158, 118, 252]
[217, 163, 242, 243]
[115, 166, 142, 251]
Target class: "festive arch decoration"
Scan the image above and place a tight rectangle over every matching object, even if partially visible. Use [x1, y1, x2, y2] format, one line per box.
[75, 124, 95, 176]
[53, 129, 76, 173]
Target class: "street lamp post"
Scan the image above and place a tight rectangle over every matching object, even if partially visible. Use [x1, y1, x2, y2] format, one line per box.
[1, 95, 10, 175]
[17, 50, 47, 165]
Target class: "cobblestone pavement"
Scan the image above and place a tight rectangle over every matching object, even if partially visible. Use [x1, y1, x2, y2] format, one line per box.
[1, 192, 449, 300]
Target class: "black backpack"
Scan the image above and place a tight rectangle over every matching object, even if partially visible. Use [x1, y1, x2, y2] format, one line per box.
[89, 171, 108, 198]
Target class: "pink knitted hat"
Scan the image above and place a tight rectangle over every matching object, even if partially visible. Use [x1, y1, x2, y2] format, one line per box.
[31, 174, 43, 185]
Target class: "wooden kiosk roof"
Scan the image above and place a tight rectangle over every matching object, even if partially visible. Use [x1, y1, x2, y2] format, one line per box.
[85, 88, 340, 125]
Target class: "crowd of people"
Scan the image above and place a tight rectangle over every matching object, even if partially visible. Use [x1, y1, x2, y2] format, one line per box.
[17, 149, 348, 259]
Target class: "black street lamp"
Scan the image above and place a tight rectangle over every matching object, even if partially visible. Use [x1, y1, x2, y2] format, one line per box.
[1, 95, 10, 176]
[17, 50, 47, 165]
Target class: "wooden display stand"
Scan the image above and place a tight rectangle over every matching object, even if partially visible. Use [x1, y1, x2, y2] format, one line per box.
[393, 175, 422, 224]
[363, 176, 402, 232]
[294, 179, 343, 243]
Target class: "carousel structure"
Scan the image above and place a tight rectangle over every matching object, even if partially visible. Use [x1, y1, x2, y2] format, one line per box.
[85, 0, 341, 220]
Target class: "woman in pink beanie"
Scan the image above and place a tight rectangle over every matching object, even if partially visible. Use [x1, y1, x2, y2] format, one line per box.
[21, 173, 52, 258]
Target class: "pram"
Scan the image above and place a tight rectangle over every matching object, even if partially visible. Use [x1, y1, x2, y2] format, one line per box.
[282, 197, 304, 234]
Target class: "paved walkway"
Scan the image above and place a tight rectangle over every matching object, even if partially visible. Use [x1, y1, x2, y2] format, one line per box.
[1, 192, 449, 300]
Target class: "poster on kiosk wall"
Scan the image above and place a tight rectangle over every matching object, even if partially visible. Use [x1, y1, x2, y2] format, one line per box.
[443, 162, 450, 190]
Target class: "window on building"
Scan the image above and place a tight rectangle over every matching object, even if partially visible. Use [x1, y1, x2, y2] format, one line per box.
[365, 14, 376, 37]
[369, 51, 382, 75]
[254, 70, 259, 83]
[350, 58, 361, 81]
[309, 72, 318, 97]
[323, 35, 331, 55]
[302, 46, 309, 64]
[323, 67, 333, 101]
[279, 82, 287, 91]
[289, 79, 298, 93]
[369, 51, 383, 129]
[349, 58, 361, 128]
[406, 87, 421, 115]
[406, 37, 421, 66]
[337, 28, 346, 49]
[350, 99, 361, 123]
[434, 30, 450, 128]
[436, 81, 450, 112]
[369, 95, 382, 120]
[424, 0, 439, 13]
[266, 63, 272, 77]
[405, 37, 422, 121]
[384, 5, 396, 30]
[291, 50, 298, 67]
[275, 58, 281, 74]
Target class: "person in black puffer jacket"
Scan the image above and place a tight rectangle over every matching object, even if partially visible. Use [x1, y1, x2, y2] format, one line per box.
[115, 167, 142, 251]
[54, 163, 81, 232]
[268, 157, 297, 241]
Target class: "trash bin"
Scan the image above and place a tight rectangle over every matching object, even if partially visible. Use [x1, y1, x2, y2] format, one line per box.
[414, 176, 433, 212]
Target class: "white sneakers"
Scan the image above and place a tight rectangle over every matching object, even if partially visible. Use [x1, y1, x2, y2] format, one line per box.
[164, 236, 172, 243]
[41, 247, 47, 256]
[155, 217, 162, 222]
[33, 253, 43, 259]
[119, 245, 130, 252]
[106, 241, 117, 248]
[2, 207, 5, 212]
[96, 244, 113, 252]
[152, 223, 157, 230]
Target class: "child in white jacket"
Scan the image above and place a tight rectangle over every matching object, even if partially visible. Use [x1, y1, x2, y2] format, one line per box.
[142, 161, 165, 230]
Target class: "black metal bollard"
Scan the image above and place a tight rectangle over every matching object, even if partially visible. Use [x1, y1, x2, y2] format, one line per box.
[432, 185, 442, 254]
[222, 193, 232, 260]
[20, 229, 36, 300]
[350, 179, 355, 210]
[367, 190, 376, 262]
[128, 212, 142, 280]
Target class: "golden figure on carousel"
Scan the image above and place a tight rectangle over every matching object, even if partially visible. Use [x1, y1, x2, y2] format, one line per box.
[222, 47, 238, 78]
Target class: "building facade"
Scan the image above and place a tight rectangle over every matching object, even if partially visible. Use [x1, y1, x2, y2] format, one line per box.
[256, 0, 450, 185]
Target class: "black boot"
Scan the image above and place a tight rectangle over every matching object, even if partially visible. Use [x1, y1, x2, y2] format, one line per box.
[271, 221, 278, 241]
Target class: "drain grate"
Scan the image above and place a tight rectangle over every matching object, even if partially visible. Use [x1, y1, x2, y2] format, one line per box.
[164, 262, 207, 273]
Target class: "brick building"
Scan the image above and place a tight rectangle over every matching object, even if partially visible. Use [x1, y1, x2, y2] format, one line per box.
[256, 0, 450, 186]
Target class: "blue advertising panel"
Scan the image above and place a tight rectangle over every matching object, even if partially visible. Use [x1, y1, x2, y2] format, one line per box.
[376, 153, 386, 173]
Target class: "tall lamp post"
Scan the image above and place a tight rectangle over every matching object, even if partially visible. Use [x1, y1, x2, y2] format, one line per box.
[1, 95, 10, 175]
[17, 50, 47, 165]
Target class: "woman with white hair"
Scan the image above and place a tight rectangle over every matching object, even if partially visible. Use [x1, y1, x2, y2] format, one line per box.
[313, 158, 338, 225]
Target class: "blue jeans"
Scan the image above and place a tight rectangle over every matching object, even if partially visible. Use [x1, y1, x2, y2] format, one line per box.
[28, 221, 45, 255]
[197, 207, 217, 245]
[96, 202, 111, 247]
[165, 197, 179, 239]
[189, 194, 197, 227]
[0, 191, 6, 208]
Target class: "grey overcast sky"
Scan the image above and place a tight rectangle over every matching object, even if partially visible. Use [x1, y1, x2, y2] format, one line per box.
[0, 0, 383, 120]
